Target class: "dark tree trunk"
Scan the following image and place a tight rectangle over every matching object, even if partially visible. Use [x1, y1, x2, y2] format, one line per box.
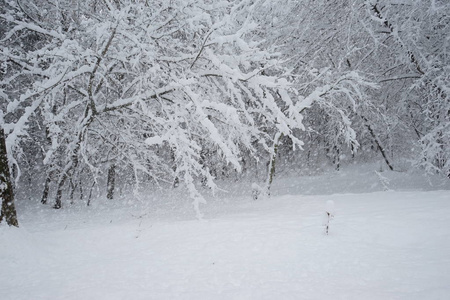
[0, 127, 19, 227]
[53, 172, 67, 209]
[106, 164, 115, 200]
[265, 133, 282, 196]
[79, 176, 83, 200]
[87, 180, 96, 206]
[171, 149, 179, 188]
[361, 116, 394, 171]
[267, 143, 278, 191]
[69, 177, 76, 204]
[41, 172, 52, 204]
[334, 146, 340, 171]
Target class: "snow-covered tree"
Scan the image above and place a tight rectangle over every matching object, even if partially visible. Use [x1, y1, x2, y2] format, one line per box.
[361, 0, 450, 175]
[250, 0, 449, 177]
[2, 0, 447, 223]
[2, 0, 345, 215]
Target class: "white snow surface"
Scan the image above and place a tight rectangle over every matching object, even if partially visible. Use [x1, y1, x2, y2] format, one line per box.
[2, 166, 450, 300]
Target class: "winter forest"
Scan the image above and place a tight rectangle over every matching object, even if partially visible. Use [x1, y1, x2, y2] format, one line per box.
[1, 0, 450, 298]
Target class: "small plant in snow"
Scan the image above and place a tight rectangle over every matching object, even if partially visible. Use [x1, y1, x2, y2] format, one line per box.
[323, 200, 335, 235]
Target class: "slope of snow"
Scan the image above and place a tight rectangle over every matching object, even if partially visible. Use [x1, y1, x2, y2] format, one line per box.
[1, 167, 450, 299]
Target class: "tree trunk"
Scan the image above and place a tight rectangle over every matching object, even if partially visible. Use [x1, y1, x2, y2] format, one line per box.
[79, 176, 83, 200]
[334, 146, 340, 171]
[87, 180, 96, 206]
[41, 172, 52, 204]
[0, 127, 19, 227]
[106, 164, 115, 200]
[361, 116, 394, 171]
[69, 176, 76, 204]
[265, 132, 282, 196]
[53, 172, 67, 209]
[171, 149, 179, 188]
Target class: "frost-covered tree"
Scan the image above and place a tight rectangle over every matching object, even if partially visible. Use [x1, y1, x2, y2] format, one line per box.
[361, 0, 450, 175]
[2, 0, 344, 215]
[251, 0, 449, 177]
[250, 0, 381, 172]
[2, 0, 447, 222]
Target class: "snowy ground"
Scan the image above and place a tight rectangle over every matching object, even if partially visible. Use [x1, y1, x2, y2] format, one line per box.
[1, 166, 450, 299]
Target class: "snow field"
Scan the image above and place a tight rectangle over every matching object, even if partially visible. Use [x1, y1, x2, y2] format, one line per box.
[1, 189, 450, 299]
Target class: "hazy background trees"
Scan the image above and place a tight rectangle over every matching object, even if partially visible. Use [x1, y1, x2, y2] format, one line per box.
[252, 0, 449, 176]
